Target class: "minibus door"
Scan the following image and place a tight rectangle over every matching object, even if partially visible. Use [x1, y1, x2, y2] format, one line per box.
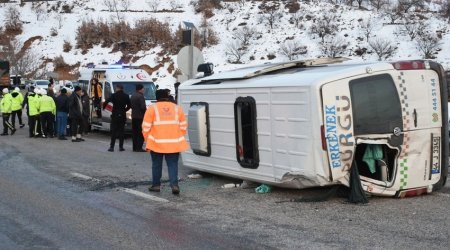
[393, 70, 443, 188]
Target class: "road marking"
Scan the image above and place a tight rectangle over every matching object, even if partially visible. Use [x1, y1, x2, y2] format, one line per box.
[436, 192, 450, 198]
[121, 188, 169, 203]
[71, 172, 101, 182]
[71, 173, 168, 203]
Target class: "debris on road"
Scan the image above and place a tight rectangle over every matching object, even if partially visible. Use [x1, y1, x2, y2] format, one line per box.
[221, 183, 241, 188]
[187, 173, 203, 179]
[255, 184, 272, 193]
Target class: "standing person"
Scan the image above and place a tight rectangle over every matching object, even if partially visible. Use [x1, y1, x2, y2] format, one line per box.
[47, 81, 55, 98]
[69, 86, 85, 142]
[11, 87, 25, 128]
[103, 84, 130, 152]
[55, 88, 69, 140]
[90, 78, 102, 118]
[143, 89, 189, 195]
[33, 89, 44, 137]
[174, 82, 181, 104]
[22, 86, 39, 137]
[1, 88, 16, 136]
[81, 89, 90, 135]
[37, 91, 56, 138]
[130, 84, 147, 152]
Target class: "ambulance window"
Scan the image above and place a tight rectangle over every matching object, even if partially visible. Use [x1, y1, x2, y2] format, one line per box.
[234, 97, 259, 169]
[104, 82, 112, 100]
[350, 74, 402, 135]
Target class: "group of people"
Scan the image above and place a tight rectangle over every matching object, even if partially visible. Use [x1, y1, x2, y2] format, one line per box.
[1, 79, 189, 195]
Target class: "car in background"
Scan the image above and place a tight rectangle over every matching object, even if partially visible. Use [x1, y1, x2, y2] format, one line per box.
[29, 79, 50, 91]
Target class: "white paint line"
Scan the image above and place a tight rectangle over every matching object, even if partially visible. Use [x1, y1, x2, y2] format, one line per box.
[70, 172, 101, 182]
[436, 192, 450, 198]
[121, 188, 169, 203]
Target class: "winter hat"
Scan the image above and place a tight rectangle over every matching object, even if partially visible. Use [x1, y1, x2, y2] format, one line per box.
[2, 88, 9, 94]
[14, 87, 20, 92]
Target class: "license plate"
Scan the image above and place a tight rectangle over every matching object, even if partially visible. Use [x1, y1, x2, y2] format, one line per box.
[431, 134, 440, 175]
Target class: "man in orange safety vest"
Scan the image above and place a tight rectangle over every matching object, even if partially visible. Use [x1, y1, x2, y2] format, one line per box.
[142, 89, 189, 195]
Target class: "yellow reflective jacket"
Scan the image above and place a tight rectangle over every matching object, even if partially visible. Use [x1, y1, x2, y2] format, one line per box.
[1, 93, 13, 114]
[11, 90, 24, 111]
[28, 93, 39, 116]
[38, 95, 56, 115]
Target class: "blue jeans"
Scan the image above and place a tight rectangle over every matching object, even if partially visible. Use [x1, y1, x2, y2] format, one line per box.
[56, 112, 68, 137]
[150, 152, 179, 187]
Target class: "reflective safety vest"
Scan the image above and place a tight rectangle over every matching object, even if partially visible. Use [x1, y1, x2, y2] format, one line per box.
[142, 101, 189, 153]
[11, 90, 24, 111]
[28, 94, 39, 116]
[1, 93, 12, 114]
[38, 95, 56, 115]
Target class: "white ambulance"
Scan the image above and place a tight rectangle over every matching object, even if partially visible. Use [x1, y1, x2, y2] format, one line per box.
[79, 65, 156, 131]
[179, 59, 448, 197]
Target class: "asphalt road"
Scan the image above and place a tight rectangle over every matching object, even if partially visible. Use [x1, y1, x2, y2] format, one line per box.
[0, 122, 450, 249]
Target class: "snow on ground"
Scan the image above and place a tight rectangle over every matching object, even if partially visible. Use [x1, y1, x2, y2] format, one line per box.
[1, 0, 449, 90]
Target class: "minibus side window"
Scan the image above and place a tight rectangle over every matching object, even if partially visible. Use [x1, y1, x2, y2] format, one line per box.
[234, 96, 259, 169]
[350, 74, 402, 135]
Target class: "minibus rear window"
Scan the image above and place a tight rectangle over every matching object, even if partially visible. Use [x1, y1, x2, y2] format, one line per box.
[234, 96, 259, 169]
[350, 74, 403, 135]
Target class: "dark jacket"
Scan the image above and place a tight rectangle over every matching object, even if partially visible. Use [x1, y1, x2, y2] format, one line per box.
[130, 92, 146, 119]
[103, 90, 130, 118]
[69, 92, 83, 119]
[56, 94, 70, 113]
[22, 92, 33, 116]
[81, 94, 90, 117]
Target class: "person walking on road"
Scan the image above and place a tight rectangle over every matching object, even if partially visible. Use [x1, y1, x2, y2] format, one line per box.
[103, 84, 130, 152]
[69, 86, 85, 142]
[1, 88, 16, 136]
[37, 90, 56, 138]
[143, 89, 189, 195]
[11, 87, 25, 129]
[130, 84, 147, 152]
[55, 88, 69, 140]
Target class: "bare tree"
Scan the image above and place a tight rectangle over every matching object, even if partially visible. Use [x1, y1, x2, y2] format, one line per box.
[280, 40, 307, 61]
[355, 0, 366, 9]
[103, 0, 122, 22]
[147, 0, 160, 12]
[5, 6, 22, 32]
[34, 5, 46, 21]
[260, 2, 282, 32]
[169, 0, 181, 11]
[397, 0, 425, 13]
[368, 38, 397, 60]
[439, 0, 450, 23]
[415, 32, 442, 59]
[402, 20, 423, 40]
[310, 14, 338, 43]
[225, 40, 246, 64]
[121, 0, 131, 11]
[321, 36, 348, 58]
[291, 12, 303, 29]
[369, 0, 388, 11]
[56, 15, 65, 29]
[232, 26, 256, 46]
[383, 4, 403, 24]
[360, 17, 375, 41]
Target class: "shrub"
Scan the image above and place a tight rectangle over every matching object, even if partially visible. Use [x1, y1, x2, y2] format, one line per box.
[50, 27, 58, 36]
[63, 40, 72, 52]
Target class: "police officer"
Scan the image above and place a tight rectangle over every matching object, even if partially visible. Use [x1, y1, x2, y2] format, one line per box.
[11, 87, 25, 128]
[142, 89, 189, 195]
[1, 88, 16, 136]
[37, 90, 56, 138]
[130, 84, 147, 152]
[23, 86, 39, 137]
[103, 84, 130, 152]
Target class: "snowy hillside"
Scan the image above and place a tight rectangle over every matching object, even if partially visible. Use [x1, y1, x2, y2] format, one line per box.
[1, 0, 450, 90]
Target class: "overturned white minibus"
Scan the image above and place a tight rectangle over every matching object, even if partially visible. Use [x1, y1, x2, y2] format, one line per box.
[179, 59, 448, 197]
